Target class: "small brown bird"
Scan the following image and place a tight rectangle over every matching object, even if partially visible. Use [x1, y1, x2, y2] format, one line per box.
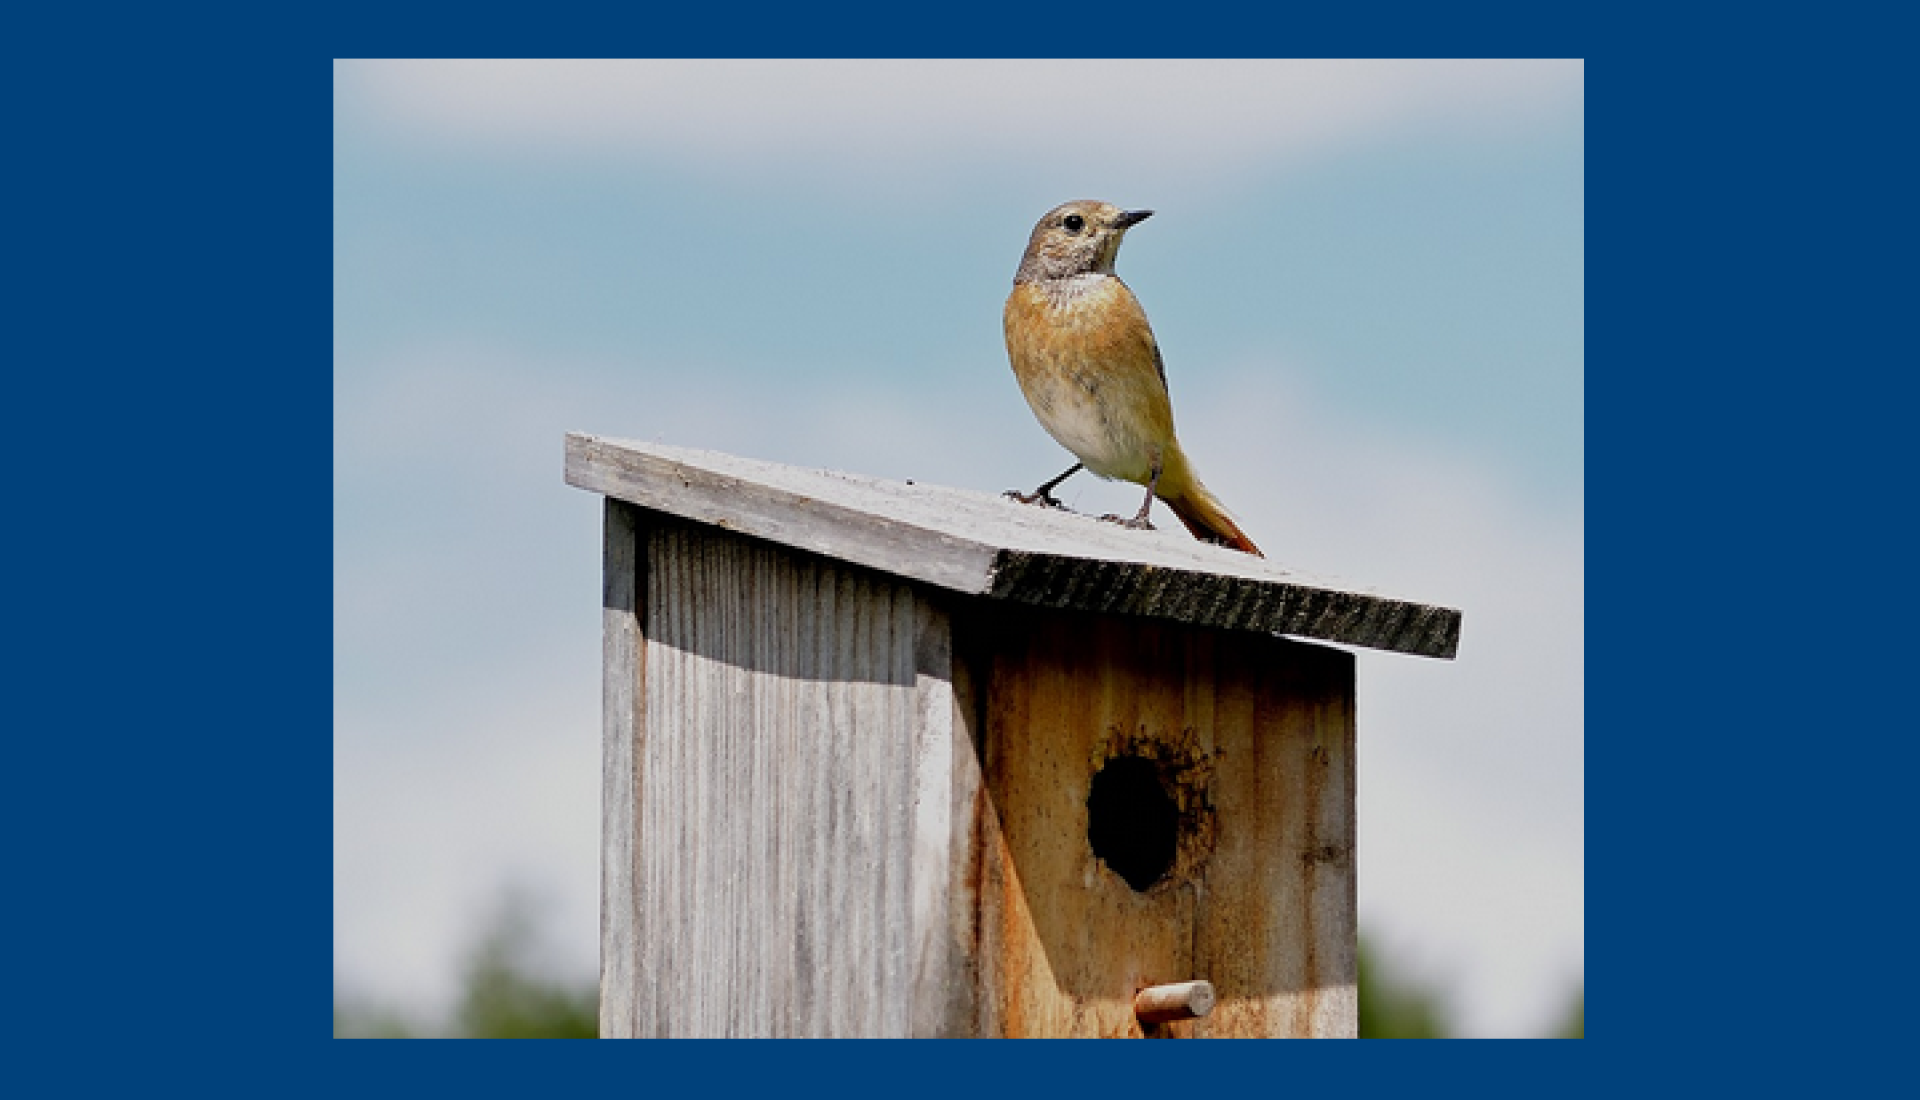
[1003, 200, 1262, 556]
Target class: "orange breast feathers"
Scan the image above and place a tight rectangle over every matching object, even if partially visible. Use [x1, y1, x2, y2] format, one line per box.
[1003, 277, 1176, 482]
[1004, 277, 1166, 388]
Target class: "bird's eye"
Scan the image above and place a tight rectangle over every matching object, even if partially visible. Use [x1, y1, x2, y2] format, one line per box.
[1063, 214, 1085, 234]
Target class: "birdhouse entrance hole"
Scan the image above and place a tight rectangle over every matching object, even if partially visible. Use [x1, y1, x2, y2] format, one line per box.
[1087, 755, 1180, 891]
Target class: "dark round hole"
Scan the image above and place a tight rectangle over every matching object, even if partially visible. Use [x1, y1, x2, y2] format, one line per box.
[1087, 755, 1179, 891]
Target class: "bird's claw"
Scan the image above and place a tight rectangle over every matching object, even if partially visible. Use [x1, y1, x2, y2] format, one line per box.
[1005, 489, 1065, 509]
[1099, 513, 1155, 531]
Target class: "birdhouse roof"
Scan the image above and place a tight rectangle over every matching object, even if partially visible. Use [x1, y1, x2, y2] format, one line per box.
[566, 433, 1461, 658]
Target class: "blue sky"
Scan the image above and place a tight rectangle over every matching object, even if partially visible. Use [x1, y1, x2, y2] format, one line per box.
[334, 59, 1582, 1036]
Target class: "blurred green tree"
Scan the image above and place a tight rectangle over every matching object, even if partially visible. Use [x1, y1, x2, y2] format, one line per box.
[1356, 936, 1450, 1038]
[333, 887, 598, 1038]
[1552, 984, 1584, 1039]
[452, 890, 598, 1038]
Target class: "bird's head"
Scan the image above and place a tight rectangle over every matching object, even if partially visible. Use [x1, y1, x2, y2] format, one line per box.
[1014, 200, 1153, 283]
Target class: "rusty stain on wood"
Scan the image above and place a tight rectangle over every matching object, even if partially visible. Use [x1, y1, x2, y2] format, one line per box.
[965, 608, 1356, 1038]
[592, 507, 1358, 1037]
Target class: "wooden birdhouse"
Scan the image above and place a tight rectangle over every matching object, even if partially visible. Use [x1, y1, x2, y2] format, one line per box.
[565, 433, 1461, 1038]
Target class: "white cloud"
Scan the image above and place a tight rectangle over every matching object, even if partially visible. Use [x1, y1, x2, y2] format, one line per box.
[339, 59, 1582, 197]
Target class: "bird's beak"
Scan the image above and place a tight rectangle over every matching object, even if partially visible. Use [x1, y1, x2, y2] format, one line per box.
[1116, 209, 1154, 229]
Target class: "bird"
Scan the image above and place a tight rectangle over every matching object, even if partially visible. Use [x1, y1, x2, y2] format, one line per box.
[1002, 199, 1262, 556]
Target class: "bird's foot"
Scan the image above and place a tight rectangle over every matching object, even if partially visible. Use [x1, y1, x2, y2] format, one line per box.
[1099, 513, 1156, 532]
[1005, 489, 1066, 509]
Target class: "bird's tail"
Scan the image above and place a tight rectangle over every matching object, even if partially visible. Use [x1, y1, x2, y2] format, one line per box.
[1161, 447, 1263, 557]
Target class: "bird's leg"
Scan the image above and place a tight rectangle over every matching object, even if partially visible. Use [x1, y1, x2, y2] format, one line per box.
[1101, 457, 1161, 531]
[1005, 462, 1083, 508]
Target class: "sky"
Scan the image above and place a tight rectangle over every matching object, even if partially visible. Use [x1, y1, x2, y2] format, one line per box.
[333, 58, 1583, 1037]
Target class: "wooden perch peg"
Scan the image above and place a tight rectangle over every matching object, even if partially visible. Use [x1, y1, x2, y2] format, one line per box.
[1134, 980, 1216, 1024]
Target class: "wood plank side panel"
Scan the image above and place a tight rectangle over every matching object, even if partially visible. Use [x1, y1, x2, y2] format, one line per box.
[973, 611, 1201, 1038]
[631, 521, 959, 1037]
[972, 608, 1357, 1038]
[1196, 638, 1357, 1038]
[911, 595, 983, 1036]
[599, 498, 645, 1038]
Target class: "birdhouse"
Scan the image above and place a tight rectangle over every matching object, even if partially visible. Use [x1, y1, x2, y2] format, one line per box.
[566, 433, 1461, 1038]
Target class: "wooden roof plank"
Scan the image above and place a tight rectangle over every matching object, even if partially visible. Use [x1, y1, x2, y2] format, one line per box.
[565, 433, 1461, 659]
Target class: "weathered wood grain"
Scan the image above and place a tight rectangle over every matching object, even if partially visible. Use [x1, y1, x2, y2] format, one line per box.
[1195, 634, 1357, 1038]
[596, 511, 1360, 1037]
[967, 609, 1357, 1038]
[564, 433, 1461, 659]
[598, 499, 644, 1038]
[622, 519, 979, 1037]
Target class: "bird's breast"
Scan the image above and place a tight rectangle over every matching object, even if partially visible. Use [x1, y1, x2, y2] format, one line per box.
[1003, 276, 1175, 482]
